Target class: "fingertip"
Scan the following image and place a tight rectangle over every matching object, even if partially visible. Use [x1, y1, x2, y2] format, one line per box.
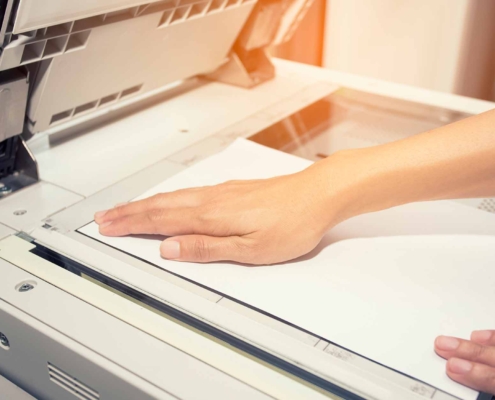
[95, 202, 128, 224]
[471, 330, 493, 343]
[435, 336, 460, 351]
[160, 240, 181, 260]
[447, 358, 473, 375]
[94, 210, 108, 224]
[434, 335, 446, 353]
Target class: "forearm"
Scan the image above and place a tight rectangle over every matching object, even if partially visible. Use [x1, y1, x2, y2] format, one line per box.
[313, 108, 495, 225]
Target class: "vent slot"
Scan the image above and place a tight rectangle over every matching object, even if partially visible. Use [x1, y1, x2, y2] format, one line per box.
[47, 363, 99, 400]
[225, 0, 240, 8]
[120, 84, 143, 98]
[21, 41, 45, 64]
[43, 36, 69, 58]
[188, 2, 209, 18]
[157, 10, 174, 27]
[207, 0, 227, 13]
[49, 84, 144, 126]
[50, 109, 73, 125]
[170, 6, 191, 23]
[103, 8, 136, 22]
[73, 101, 98, 116]
[66, 30, 91, 52]
[46, 22, 73, 38]
[139, 0, 176, 16]
[98, 93, 119, 106]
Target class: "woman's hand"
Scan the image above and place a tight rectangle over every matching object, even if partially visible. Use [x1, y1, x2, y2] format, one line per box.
[94, 108, 495, 265]
[94, 161, 352, 265]
[435, 331, 495, 395]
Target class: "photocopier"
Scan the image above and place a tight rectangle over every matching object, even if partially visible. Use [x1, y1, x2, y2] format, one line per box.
[0, 1, 494, 399]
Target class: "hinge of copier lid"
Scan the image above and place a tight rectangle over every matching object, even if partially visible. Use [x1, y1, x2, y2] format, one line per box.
[207, 0, 287, 88]
[207, 0, 313, 88]
[0, 67, 39, 199]
[0, 135, 39, 198]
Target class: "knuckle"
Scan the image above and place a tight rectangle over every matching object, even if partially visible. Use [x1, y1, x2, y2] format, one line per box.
[112, 206, 125, 219]
[149, 194, 164, 207]
[151, 209, 164, 221]
[197, 204, 217, 223]
[203, 201, 218, 214]
[233, 238, 265, 264]
[146, 209, 164, 232]
[192, 237, 211, 261]
[471, 344, 487, 362]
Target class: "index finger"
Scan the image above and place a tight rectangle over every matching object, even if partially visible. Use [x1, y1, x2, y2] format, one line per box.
[95, 188, 203, 224]
[99, 207, 201, 237]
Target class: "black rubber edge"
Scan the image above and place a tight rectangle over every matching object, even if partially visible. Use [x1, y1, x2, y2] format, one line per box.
[30, 243, 365, 400]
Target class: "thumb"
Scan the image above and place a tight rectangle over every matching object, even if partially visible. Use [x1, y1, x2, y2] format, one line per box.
[160, 235, 253, 263]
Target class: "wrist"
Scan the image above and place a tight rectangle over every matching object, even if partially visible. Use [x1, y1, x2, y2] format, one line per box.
[306, 146, 395, 229]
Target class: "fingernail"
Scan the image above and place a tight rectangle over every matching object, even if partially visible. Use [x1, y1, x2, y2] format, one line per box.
[448, 358, 472, 375]
[114, 202, 128, 208]
[472, 330, 493, 343]
[161, 241, 180, 259]
[94, 210, 108, 222]
[436, 336, 460, 351]
[98, 221, 112, 231]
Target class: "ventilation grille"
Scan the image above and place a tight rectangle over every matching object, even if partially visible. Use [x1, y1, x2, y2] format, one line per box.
[0, 0, 256, 72]
[17, 0, 254, 37]
[48, 363, 100, 400]
[20, 29, 91, 64]
[1, 24, 92, 69]
[478, 198, 495, 214]
[49, 83, 143, 126]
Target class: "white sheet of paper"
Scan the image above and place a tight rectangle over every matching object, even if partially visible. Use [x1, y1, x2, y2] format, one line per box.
[80, 139, 495, 400]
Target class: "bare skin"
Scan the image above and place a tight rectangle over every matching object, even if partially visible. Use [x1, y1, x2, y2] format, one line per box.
[95, 108, 495, 394]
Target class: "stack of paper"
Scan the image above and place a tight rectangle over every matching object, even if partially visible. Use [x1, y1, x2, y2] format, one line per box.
[80, 139, 495, 400]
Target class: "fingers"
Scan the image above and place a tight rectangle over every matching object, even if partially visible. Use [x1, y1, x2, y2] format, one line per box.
[446, 358, 495, 394]
[98, 208, 199, 237]
[471, 330, 495, 346]
[160, 235, 257, 264]
[435, 336, 495, 368]
[94, 189, 203, 224]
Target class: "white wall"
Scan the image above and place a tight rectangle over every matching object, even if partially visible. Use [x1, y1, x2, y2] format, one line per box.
[323, 0, 471, 93]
